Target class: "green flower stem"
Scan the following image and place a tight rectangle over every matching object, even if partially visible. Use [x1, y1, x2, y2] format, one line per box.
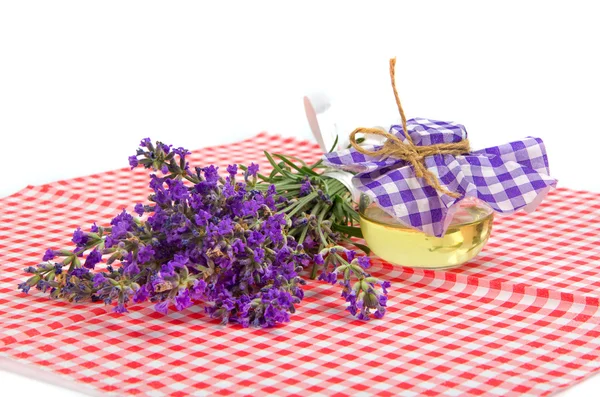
[298, 203, 322, 245]
[310, 159, 323, 169]
[310, 205, 331, 280]
[283, 191, 319, 218]
[316, 205, 330, 247]
[184, 174, 200, 184]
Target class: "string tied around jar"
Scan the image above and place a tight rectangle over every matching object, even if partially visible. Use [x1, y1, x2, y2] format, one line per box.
[349, 58, 470, 199]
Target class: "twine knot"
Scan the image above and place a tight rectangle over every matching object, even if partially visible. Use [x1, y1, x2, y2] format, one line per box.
[349, 58, 470, 199]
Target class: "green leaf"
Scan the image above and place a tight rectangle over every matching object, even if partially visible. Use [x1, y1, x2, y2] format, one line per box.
[332, 197, 346, 222]
[328, 135, 339, 153]
[349, 240, 371, 255]
[301, 166, 319, 176]
[332, 223, 364, 238]
[268, 167, 280, 180]
[264, 151, 299, 180]
[282, 154, 309, 167]
[342, 201, 361, 223]
[309, 159, 323, 170]
[272, 153, 319, 176]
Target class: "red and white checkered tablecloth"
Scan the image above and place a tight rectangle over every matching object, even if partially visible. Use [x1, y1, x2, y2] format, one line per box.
[1, 133, 600, 396]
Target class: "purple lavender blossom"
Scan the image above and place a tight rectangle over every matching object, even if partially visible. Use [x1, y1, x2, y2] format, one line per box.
[84, 249, 102, 269]
[247, 163, 259, 177]
[128, 155, 139, 169]
[134, 203, 145, 217]
[155, 300, 170, 315]
[166, 179, 188, 201]
[110, 210, 134, 239]
[124, 262, 140, 276]
[191, 279, 206, 300]
[70, 268, 89, 278]
[132, 284, 150, 303]
[194, 210, 211, 227]
[111, 220, 131, 239]
[168, 254, 188, 268]
[380, 280, 391, 295]
[299, 179, 312, 196]
[216, 218, 234, 236]
[247, 230, 265, 246]
[203, 165, 219, 183]
[137, 246, 155, 264]
[318, 271, 337, 285]
[158, 143, 172, 154]
[227, 164, 238, 177]
[357, 256, 371, 269]
[253, 247, 265, 263]
[43, 249, 55, 262]
[173, 147, 191, 158]
[17, 282, 31, 294]
[71, 228, 88, 247]
[93, 273, 106, 288]
[174, 288, 192, 311]
[242, 200, 260, 217]
[378, 294, 388, 307]
[113, 303, 128, 314]
[159, 263, 175, 278]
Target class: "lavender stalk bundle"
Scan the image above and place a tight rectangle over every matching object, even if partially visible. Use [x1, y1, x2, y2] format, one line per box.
[18, 138, 390, 327]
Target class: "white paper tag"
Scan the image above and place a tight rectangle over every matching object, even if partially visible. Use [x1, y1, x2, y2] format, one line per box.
[304, 91, 392, 203]
[304, 92, 344, 152]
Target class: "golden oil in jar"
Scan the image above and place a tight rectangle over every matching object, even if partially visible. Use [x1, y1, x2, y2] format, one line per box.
[359, 196, 493, 269]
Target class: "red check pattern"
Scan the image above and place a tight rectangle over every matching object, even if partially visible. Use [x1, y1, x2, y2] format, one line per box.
[1, 133, 600, 396]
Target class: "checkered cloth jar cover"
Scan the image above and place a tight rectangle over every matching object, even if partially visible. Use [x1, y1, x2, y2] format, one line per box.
[323, 118, 558, 237]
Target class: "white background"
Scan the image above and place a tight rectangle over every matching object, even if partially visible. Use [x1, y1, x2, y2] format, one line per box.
[1, 1, 599, 396]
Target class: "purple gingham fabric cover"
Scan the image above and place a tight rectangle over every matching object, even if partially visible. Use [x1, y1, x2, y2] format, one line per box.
[323, 118, 557, 237]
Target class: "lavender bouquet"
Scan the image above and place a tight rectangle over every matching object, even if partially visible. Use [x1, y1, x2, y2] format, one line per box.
[18, 138, 389, 327]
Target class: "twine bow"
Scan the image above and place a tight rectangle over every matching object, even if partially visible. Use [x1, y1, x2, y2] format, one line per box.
[349, 58, 470, 198]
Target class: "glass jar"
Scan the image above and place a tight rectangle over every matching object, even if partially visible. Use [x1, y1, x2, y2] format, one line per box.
[358, 194, 494, 269]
